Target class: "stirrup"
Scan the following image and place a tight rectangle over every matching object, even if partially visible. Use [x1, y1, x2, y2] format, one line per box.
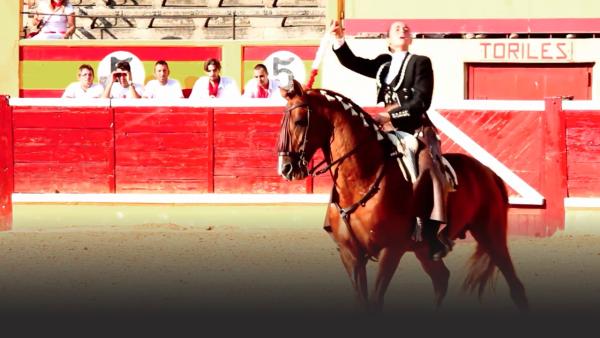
[412, 217, 424, 242]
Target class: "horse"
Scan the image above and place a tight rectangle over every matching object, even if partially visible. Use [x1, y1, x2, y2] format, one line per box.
[276, 80, 529, 312]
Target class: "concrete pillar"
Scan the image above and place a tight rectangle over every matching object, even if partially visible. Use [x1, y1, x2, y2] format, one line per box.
[0, 0, 20, 97]
[0, 96, 14, 231]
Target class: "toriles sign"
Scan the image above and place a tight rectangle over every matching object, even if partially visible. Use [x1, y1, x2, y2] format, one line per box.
[479, 40, 574, 62]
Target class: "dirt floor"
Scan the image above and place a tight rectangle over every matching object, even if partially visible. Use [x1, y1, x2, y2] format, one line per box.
[1, 205, 599, 333]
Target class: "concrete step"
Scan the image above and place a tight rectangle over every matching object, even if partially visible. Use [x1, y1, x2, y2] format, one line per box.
[72, 24, 324, 39]
[28, 0, 326, 40]
[80, 7, 325, 18]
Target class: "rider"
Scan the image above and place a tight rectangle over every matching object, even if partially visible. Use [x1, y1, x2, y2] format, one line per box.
[329, 20, 451, 260]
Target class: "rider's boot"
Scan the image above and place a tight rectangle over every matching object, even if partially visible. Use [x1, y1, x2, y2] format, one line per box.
[424, 220, 452, 261]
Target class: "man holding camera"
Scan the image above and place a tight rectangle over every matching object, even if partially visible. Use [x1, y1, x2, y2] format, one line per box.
[101, 60, 142, 99]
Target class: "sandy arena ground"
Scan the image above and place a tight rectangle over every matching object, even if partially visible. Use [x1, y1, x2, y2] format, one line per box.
[0, 205, 599, 333]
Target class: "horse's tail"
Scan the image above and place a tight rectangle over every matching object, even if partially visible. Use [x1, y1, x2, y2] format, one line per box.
[492, 171, 509, 206]
[462, 245, 498, 301]
[461, 167, 507, 300]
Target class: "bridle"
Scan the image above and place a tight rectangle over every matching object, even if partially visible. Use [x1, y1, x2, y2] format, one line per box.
[277, 101, 312, 171]
[278, 99, 370, 177]
[278, 95, 392, 262]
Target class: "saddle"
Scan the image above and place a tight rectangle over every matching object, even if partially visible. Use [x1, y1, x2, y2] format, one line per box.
[386, 131, 458, 191]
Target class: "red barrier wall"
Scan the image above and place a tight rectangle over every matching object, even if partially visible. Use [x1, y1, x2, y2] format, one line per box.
[114, 106, 212, 193]
[1, 99, 599, 235]
[565, 110, 600, 196]
[0, 97, 13, 230]
[12, 105, 114, 193]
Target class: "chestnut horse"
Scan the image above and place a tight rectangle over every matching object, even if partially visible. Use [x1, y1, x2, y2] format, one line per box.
[277, 80, 528, 312]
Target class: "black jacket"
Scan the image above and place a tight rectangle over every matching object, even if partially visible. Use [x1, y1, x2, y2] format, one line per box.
[333, 42, 434, 133]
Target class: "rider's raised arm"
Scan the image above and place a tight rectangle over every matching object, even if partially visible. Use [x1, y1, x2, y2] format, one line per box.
[333, 43, 391, 79]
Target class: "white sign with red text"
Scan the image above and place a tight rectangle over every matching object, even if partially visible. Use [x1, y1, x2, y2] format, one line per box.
[477, 40, 573, 62]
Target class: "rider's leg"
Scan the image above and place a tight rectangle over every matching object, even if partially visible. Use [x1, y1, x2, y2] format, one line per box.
[416, 135, 451, 260]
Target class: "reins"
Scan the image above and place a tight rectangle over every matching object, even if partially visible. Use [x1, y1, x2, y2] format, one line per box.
[308, 139, 368, 176]
[303, 95, 394, 262]
[279, 89, 400, 262]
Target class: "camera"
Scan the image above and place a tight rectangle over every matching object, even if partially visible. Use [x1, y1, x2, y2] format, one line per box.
[113, 70, 127, 82]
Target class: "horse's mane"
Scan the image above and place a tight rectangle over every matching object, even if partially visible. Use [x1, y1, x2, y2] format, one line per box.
[305, 88, 387, 143]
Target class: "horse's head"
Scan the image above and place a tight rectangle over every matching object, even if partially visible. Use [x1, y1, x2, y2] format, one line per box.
[277, 78, 330, 181]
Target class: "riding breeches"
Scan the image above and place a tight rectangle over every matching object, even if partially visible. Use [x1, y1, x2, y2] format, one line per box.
[416, 126, 448, 224]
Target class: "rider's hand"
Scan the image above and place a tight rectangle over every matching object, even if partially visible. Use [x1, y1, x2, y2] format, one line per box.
[329, 19, 344, 40]
[374, 112, 395, 132]
[374, 112, 391, 124]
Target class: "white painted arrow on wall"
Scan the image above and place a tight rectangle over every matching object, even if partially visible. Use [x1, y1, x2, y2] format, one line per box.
[428, 109, 545, 206]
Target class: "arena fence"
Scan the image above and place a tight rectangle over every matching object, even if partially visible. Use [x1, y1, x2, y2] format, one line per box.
[1, 97, 599, 235]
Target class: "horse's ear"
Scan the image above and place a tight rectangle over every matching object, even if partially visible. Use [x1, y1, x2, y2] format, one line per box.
[279, 85, 293, 100]
[293, 80, 305, 97]
[277, 73, 303, 100]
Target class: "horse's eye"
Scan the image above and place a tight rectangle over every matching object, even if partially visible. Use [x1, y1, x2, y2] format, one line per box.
[295, 119, 308, 127]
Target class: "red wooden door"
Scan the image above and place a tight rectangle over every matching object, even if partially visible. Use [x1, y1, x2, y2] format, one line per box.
[467, 63, 593, 100]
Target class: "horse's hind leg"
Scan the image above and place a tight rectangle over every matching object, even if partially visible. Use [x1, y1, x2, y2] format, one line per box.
[490, 242, 529, 311]
[414, 245, 450, 308]
[470, 225, 529, 311]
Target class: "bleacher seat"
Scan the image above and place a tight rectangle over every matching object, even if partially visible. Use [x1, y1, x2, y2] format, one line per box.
[24, 0, 326, 40]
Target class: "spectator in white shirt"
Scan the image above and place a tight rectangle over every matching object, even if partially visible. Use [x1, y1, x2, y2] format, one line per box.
[242, 63, 281, 99]
[62, 64, 104, 98]
[143, 60, 184, 99]
[189, 58, 239, 99]
[30, 0, 75, 39]
[101, 60, 143, 99]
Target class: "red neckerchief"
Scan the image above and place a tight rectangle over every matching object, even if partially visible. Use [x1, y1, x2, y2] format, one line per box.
[50, 0, 65, 9]
[256, 81, 269, 98]
[208, 78, 220, 97]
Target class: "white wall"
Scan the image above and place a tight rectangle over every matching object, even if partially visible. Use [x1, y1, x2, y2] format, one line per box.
[322, 38, 600, 107]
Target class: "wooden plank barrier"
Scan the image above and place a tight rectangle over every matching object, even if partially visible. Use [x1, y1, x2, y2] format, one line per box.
[1, 98, 599, 234]
[0, 96, 14, 230]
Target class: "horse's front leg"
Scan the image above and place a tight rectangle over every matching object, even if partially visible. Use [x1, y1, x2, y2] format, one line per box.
[370, 246, 405, 312]
[338, 244, 369, 310]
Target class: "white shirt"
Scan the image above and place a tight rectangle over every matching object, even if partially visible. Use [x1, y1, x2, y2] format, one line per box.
[33, 1, 74, 39]
[108, 82, 143, 99]
[189, 76, 240, 99]
[143, 79, 184, 99]
[62, 82, 104, 98]
[386, 51, 408, 84]
[242, 77, 281, 99]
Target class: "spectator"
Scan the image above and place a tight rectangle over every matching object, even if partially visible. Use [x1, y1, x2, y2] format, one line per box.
[189, 58, 239, 99]
[62, 64, 104, 98]
[143, 60, 184, 99]
[101, 60, 143, 99]
[242, 64, 281, 99]
[30, 0, 75, 40]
